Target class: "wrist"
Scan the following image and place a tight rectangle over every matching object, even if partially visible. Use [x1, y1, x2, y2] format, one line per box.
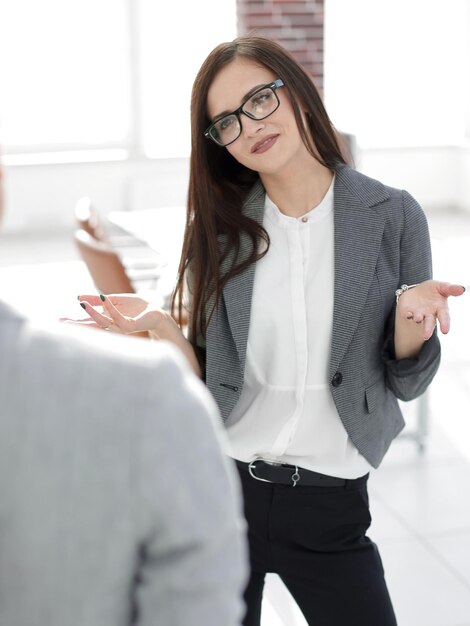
[395, 283, 418, 305]
[152, 311, 181, 340]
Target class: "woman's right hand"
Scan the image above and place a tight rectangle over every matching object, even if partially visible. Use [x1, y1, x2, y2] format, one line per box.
[79, 293, 149, 319]
[61, 293, 157, 334]
[61, 293, 201, 377]
[81, 293, 168, 336]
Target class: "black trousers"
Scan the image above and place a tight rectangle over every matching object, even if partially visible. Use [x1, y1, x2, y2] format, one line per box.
[237, 465, 397, 626]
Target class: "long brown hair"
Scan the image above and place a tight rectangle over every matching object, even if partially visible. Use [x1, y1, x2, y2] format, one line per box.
[171, 36, 346, 345]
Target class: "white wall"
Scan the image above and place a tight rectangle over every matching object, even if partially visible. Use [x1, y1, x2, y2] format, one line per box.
[357, 146, 470, 214]
[460, 146, 470, 209]
[324, 0, 470, 219]
[3, 145, 469, 234]
[2, 157, 189, 233]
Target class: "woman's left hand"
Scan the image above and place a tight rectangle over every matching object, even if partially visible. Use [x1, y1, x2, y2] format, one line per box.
[396, 280, 466, 340]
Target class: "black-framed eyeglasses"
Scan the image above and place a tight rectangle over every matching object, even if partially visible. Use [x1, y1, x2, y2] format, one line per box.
[204, 79, 285, 147]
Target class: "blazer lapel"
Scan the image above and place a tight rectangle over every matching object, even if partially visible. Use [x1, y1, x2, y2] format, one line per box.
[217, 167, 389, 376]
[221, 180, 265, 365]
[330, 166, 388, 377]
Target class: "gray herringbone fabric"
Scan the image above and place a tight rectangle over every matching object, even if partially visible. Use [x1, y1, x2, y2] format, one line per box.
[203, 164, 441, 468]
[0, 301, 247, 626]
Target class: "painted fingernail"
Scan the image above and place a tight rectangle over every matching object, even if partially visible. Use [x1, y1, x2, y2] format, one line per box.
[80, 302, 87, 310]
[77, 295, 81, 301]
[99, 294, 106, 302]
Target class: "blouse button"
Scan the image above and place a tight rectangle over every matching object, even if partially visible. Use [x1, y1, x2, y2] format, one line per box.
[301, 216, 308, 223]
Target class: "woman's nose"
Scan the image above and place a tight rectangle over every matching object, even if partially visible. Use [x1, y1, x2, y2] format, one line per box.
[241, 115, 266, 137]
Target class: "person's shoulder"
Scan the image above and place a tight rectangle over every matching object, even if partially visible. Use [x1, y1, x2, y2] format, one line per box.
[25, 313, 176, 372]
[334, 164, 420, 212]
[1, 305, 205, 407]
[4, 310, 221, 438]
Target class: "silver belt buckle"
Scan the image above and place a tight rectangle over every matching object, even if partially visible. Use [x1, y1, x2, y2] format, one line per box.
[248, 457, 300, 486]
[248, 457, 277, 483]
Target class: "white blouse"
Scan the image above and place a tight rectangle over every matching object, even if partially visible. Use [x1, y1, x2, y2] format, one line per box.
[225, 178, 372, 479]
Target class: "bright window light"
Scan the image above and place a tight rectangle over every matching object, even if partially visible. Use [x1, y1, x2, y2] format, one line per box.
[0, 0, 236, 159]
[138, 0, 237, 158]
[324, 0, 469, 148]
[0, 0, 130, 151]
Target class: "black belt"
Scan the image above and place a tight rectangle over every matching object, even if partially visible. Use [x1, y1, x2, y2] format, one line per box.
[235, 458, 368, 488]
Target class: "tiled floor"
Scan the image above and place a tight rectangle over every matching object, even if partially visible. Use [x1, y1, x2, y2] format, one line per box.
[1, 209, 470, 626]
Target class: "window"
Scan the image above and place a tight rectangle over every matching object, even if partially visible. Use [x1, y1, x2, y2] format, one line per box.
[0, 0, 130, 152]
[0, 0, 236, 159]
[138, 0, 237, 158]
[324, 0, 469, 148]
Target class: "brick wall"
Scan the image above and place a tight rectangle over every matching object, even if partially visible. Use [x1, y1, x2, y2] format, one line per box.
[236, 0, 324, 93]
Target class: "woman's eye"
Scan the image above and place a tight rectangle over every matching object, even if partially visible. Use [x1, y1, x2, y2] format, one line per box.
[251, 90, 271, 107]
[219, 116, 234, 130]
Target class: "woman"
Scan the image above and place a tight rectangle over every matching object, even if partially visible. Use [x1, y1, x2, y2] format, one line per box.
[74, 37, 465, 625]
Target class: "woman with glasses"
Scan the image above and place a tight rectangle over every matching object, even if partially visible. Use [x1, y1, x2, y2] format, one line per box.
[75, 37, 465, 626]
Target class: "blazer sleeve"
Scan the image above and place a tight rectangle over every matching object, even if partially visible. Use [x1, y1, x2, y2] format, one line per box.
[381, 190, 441, 401]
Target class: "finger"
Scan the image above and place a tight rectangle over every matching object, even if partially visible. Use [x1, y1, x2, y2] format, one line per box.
[413, 311, 424, 324]
[77, 293, 123, 307]
[423, 314, 436, 340]
[79, 301, 113, 329]
[438, 283, 466, 298]
[437, 307, 451, 335]
[77, 294, 105, 306]
[61, 319, 102, 329]
[77, 293, 132, 306]
[99, 295, 135, 333]
[99, 294, 122, 319]
[59, 316, 92, 323]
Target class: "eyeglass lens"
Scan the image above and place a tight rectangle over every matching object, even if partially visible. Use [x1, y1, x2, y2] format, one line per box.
[210, 86, 280, 147]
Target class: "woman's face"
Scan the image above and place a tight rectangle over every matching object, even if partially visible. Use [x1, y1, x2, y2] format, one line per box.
[206, 57, 310, 177]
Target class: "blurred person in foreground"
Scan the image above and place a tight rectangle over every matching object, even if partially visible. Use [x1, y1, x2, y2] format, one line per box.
[0, 295, 247, 625]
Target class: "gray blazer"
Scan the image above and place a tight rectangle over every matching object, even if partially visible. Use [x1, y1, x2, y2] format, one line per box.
[199, 164, 441, 468]
[0, 301, 247, 626]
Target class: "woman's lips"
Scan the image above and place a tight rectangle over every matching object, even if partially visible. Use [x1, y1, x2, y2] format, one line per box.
[251, 134, 279, 154]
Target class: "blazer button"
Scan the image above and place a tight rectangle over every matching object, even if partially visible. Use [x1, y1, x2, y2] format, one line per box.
[331, 372, 343, 387]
